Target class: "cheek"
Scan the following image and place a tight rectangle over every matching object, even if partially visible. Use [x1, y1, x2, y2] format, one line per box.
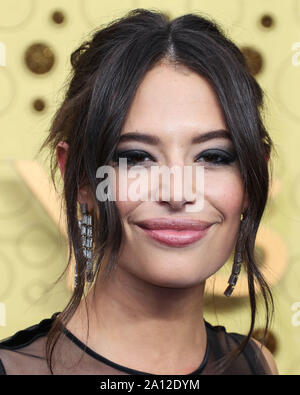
[204, 168, 245, 220]
[199, 168, 245, 277]
[116, 200, 138, 218]
[113, 168, 142, 218]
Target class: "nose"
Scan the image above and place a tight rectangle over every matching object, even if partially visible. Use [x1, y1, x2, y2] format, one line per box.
[154, 163, 199, 210]
[163, 196, 188, 210]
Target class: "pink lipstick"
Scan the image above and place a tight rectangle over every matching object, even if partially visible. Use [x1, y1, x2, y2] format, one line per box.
[136, 217, 213, 247]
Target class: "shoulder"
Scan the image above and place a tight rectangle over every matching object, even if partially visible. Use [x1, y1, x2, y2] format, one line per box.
[250, 337, 279, 375]
[0, 313, 58, 350]
[227, 329, 278, 375]
[204, 321, 277, 375]
[0, 312, 59, 375]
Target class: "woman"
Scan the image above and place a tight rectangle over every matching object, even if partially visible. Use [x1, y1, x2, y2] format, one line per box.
[0, 8, 278, 375]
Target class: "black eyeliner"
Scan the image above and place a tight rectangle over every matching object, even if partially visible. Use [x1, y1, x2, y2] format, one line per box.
[196, 149, 237, 165]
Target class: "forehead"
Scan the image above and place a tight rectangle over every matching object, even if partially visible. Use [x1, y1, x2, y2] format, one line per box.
[122, 61, 226, 139]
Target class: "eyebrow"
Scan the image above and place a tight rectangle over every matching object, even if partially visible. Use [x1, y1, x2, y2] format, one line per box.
[118, 129, 231, 145]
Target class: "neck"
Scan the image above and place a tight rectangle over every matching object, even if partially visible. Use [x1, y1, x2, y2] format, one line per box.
[67, 266, 207, 375]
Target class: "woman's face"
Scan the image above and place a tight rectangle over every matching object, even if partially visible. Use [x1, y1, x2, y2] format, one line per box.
[108, 60, 248, 288]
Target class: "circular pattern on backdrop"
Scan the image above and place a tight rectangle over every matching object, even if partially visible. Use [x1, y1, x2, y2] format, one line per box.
[0, 163, 31, 219]
[51, 10, 66, 25]
[16, 223, 60, 269]
[240, 46, 264, 76]
[32, 98, 46, 112]
[275, 53, 300, 122]
[0, 250, 15, 299]
[259, 14, 275, 29]
[0, 67, 16, 114]
[23, 278, 50, 304]
[0, 0, 35, 29]
[24, 43, 55, 75]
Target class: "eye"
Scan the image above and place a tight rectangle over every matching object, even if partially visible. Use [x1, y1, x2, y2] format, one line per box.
[196, 149, 237, 166]
[112, 150, 154, 166]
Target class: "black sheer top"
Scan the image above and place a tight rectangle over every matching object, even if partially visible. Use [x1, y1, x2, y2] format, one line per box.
[0, 313, 272, 375]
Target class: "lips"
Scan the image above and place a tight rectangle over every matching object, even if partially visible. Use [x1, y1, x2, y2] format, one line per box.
[136, 218, 213, 247]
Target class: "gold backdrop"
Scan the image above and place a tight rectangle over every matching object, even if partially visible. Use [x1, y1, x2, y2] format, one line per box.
[0, 0, 299, 375]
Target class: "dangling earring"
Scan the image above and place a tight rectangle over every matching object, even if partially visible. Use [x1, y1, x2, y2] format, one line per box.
[224, 213, 244, 297]
[76, 203, 94, 288]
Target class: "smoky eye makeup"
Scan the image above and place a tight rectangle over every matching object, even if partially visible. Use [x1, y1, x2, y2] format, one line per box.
[111, 150, 155, 166]
[195, 148, 237, 166]
[111, 147, 237, 167]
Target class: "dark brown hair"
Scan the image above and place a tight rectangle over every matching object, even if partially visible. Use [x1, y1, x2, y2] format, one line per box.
[39, 8, 275, 374]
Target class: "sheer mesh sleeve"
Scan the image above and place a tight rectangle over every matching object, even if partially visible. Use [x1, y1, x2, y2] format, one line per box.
[202, 322, 273, 375]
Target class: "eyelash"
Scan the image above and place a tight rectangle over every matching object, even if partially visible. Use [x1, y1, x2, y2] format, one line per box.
[112, 149, 237, 167]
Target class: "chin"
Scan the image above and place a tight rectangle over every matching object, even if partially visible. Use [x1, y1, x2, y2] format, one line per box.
[130, 259, 209, 288]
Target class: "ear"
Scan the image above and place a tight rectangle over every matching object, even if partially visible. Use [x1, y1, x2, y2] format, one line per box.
[57, 141, 69, 180]
[57, 141, 95, 212]
[265, 152, 270, 163]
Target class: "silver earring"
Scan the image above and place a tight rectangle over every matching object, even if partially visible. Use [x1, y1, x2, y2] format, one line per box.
[76, 203, 94, 288]
[224, 213, 244, 297]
